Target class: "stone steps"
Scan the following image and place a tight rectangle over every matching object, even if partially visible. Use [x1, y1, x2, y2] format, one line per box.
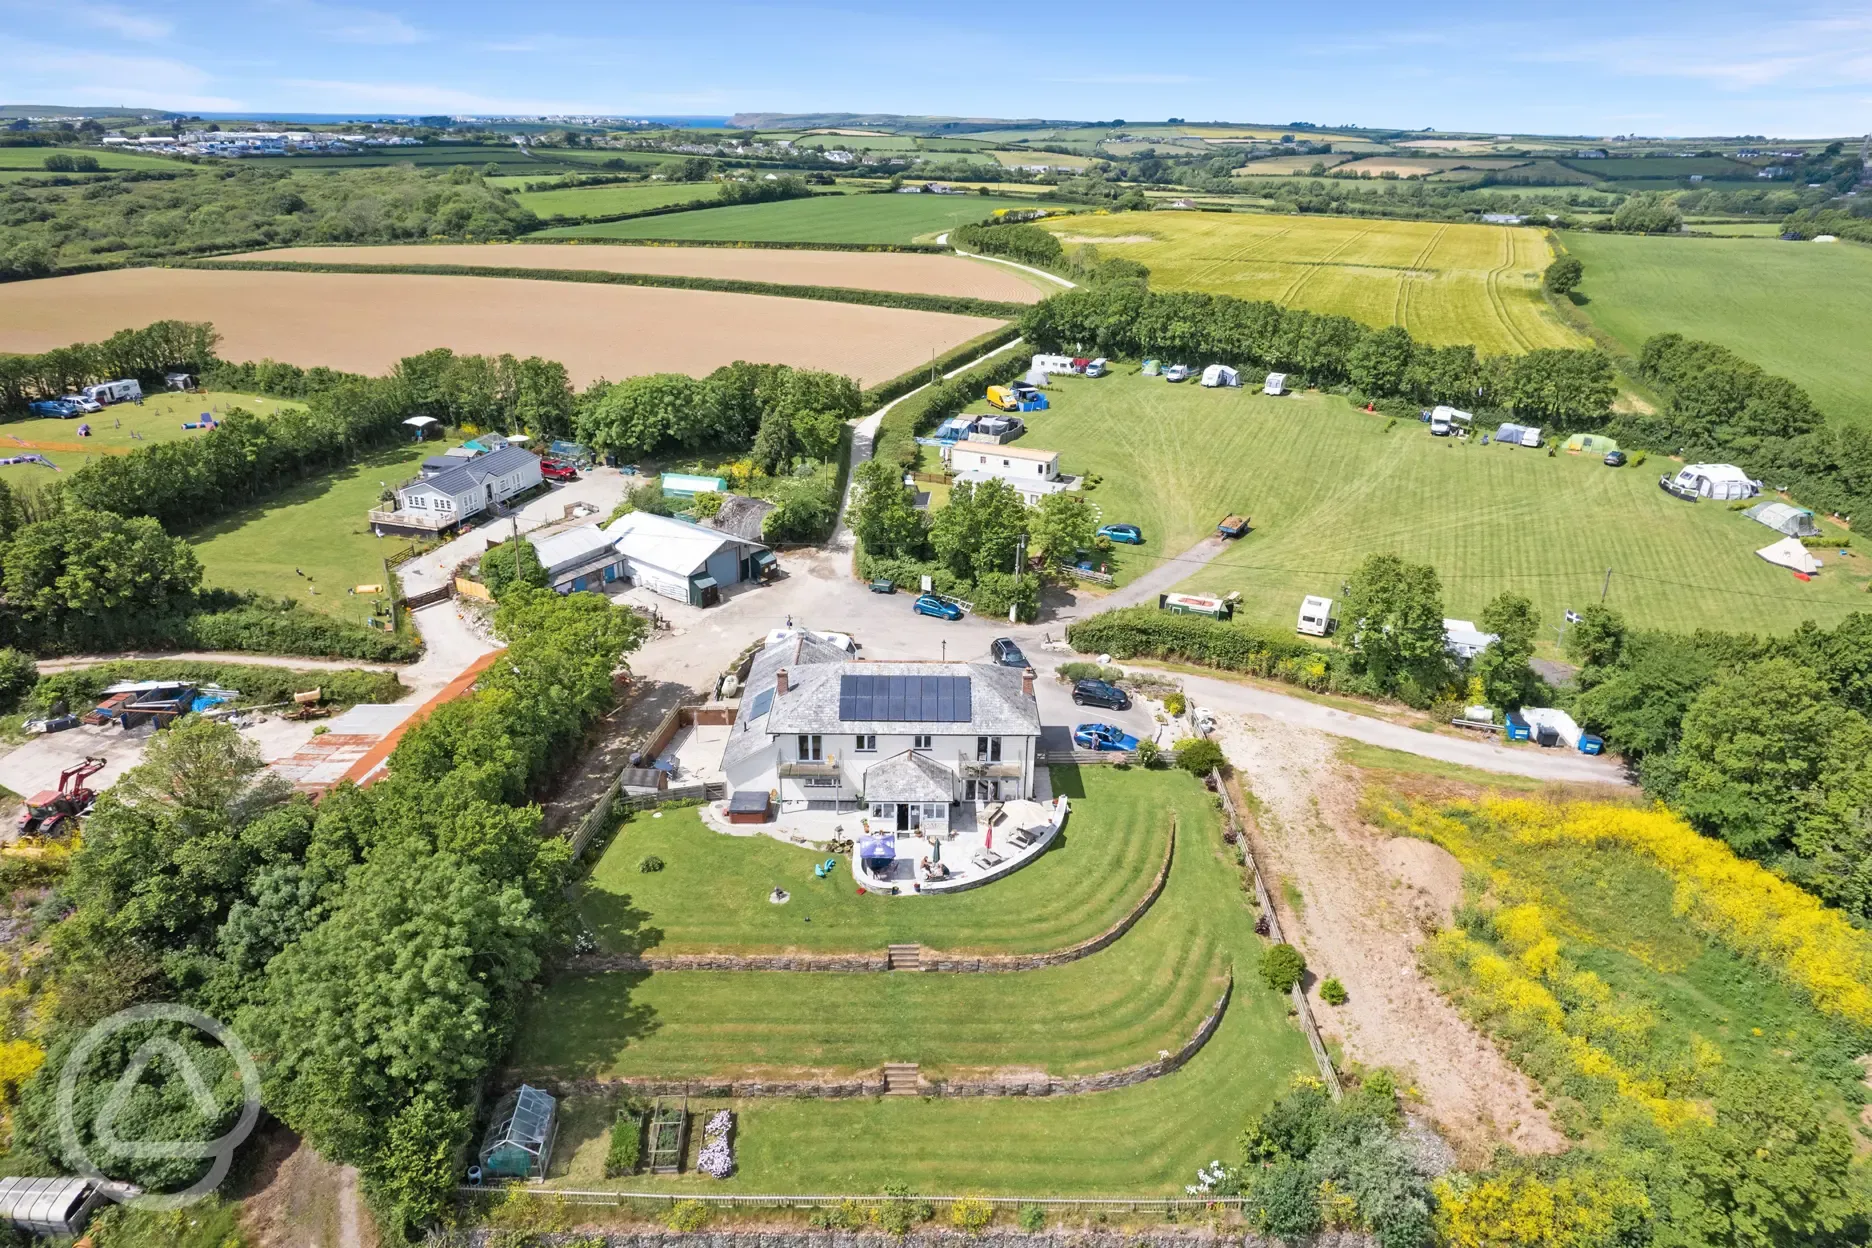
[886, 943, 922, 971]
[882, 1063, 922, 1096]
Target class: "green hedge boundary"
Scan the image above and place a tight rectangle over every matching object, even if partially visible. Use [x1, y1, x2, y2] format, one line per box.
[516, 236, 952, 255]
[173, 259, 1026, 320]
[1065, 607, 1329, 689]
[872, 341, 1030, 468]
[859, 324, 1023, 410]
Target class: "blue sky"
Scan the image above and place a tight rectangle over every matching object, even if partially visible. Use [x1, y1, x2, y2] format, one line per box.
[2, 0, 1868, 137]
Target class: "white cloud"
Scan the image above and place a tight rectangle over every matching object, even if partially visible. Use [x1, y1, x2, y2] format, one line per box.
[70, 3, 172, 40]
[0, 36, 242, 110]
[262, 0, 425, 45]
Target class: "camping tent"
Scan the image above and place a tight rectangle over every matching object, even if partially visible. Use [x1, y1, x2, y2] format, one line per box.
[1743, 501, 1820, 538]
[1757, 537, 1822, 574]
[1665, 464, 1759, 501]
[1200, 364, 1240, 388]
[1494, 423, 1542, 447]
[1022, 368, 1050, 388]
[1563, 433, 1620, 455]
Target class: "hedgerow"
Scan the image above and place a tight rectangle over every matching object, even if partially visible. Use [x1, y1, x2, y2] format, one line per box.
[27, 659, 404, 715]
[1065, 607, 1327, 687]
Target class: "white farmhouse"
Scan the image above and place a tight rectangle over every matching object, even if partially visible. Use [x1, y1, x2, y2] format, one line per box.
[944, 443, 1077, 506]
[370, 445, 543, 535]
[722, 634, 1042, 831]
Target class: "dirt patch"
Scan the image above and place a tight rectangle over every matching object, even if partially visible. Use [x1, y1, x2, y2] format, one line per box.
[0, 269, 1005, 391]
[230, 243, 1046, 305]
[238, 1128, 373, 1248]
[1215, 712, 1566, 1162]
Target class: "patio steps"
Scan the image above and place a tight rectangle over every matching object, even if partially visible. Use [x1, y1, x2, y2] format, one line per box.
[883, 1063, 922, 1096]
[886, 944, 922, 971]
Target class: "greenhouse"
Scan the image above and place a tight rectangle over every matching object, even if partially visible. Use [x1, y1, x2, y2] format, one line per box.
[478, 1084, 558, 1180]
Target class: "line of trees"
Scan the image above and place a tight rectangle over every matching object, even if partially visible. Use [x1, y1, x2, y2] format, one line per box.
[575, 361, 861, 470]
[8, 586, 644, 1238]
[0, 319, 220, 413]
[1019, 280, 1616, 427]
[1621, 332, 1872, 521]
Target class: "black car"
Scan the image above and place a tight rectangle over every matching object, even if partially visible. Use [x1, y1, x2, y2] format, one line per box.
[1603, 450, 1628, 467]
[1072, 678, 1131, 710]
[990, 637, 1029, 668]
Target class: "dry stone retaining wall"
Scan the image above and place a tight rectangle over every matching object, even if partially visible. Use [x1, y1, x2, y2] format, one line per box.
[447, 1227, 1376, 1248]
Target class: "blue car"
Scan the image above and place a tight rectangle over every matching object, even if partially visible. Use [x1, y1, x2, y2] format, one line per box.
[28, 400, 76, 418]
[1099, 524, 1144, 545]
[912, 593, 963, 620]
[1074, 722, 1140, 752]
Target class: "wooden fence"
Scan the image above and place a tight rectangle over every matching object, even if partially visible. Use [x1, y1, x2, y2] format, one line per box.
[565, 696, 718, 860]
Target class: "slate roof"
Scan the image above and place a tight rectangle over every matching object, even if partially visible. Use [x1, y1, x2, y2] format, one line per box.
[862, 749, 956, 803]
[412, 445, 539, 498]
[721, 632, 1039, 777]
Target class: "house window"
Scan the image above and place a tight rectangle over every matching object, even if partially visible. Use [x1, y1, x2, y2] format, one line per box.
[976, 736, 1002, 762]
[797, 734, 823, 761]
[436, 498, 453, 512]
[854, 734, 877, 753]
[408, 496, 427, 509]
[913, 734, 932, 751]
[804, 777, 838, 788]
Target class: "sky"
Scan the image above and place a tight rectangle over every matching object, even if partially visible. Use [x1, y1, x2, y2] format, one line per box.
[2, 0, 1869, 137]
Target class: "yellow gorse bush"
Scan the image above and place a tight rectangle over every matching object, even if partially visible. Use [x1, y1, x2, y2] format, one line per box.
[1434, 1170, 1650, 1248]
[1482, 798, 1872, 1027]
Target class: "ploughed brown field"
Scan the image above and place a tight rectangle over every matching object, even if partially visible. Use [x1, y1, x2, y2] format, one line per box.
[224, 242, 1050, 303]
[0, 268, 1007, 388]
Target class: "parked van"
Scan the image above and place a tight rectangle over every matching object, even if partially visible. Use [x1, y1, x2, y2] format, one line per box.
[1085, 358, 1108, 378]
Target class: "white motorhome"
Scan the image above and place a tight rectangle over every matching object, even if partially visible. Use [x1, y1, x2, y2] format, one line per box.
[1030, 354, 1077, 375]
[82, 379, 142, 405]
[1297, 595, 1335, 637]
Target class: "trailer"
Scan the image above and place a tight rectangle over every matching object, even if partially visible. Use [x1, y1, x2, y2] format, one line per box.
[81, 379, 142, 406]
[1216, 515, 1250, 539]
[1297, 595, 1335, 637]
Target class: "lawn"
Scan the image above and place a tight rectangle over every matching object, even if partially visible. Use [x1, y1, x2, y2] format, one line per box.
[1561, 232, 1872, 428]
[521, 768, 1313, 1194]
[576, 796, 1172, 955]
[1013, 368, 1871, 636]
[534, 194, 1065, 245]
[188, 441, 434, 623]
[0, 390, 300, 488]
[516, 182, 725, 219]
[0, 147, 189, 172]
[1042, 212, 1584, 356]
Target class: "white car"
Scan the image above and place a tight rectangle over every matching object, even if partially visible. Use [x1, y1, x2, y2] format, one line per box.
[60, 394, 103, 413]
[1163, 364, 1192, 383]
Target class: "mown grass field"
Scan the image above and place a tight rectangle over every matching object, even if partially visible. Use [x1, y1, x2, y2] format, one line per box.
[515, 182, 737, 219]
[189, 441, 433, 622]
[0, 391, 300, 487]
[1016, 369, 1868, 636]
[521, 768, 1312, 1194]
[535, 193, 1062, 245]
[1043, 212, 1583, 355]
[1561, 232, 1872, 428]
[0, 147, 187, 172]
[578, 801, 1171, 955]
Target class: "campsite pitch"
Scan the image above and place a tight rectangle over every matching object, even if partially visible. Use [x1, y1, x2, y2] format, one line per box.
[0, 268, 1007, 391]
[0, 391, 300, 487]
[1019, 368, 1867, 637]
[1562, 231, 1872, 429]
[225, 242, 1050, 303]
[1041, 211, 1583, 355]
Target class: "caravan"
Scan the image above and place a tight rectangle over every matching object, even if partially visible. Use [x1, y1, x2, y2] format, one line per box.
[1030, 354, 1077, 375]
[1200, 364, 1240, 388]
[1296, 595, 1335, 637]
[81, 379, 142, 406]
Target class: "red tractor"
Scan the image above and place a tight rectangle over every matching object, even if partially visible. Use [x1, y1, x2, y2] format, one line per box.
[18, 757, 105, 840]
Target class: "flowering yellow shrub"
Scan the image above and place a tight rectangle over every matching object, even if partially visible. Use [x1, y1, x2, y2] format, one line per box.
[1434, 1169, 1649, 1248]
[0, 1039, 44, 1102]
[1481, 799, 1872, 1027]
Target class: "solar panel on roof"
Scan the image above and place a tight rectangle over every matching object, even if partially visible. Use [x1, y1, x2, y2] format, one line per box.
[837, 674, 971, 722]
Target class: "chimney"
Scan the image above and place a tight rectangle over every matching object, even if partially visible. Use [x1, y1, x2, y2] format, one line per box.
[776, 668, 789, 696]
[1022, 668, 1035, 698]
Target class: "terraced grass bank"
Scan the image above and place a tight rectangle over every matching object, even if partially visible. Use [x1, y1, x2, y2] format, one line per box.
[513, 769, 1313, 1193]
[1039, 211, 1583, 355]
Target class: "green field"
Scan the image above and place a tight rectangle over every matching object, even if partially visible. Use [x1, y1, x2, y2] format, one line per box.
[1015, 368, 1869, 636]
[534, 193, 1060, 245]
[1042, 211, 1584, 355]
[0, 391, 300, 487]
[515, 181, 723, 219]
[1562, 232, 1872, 428]
[0, 146, 189, 172]
[1556, 156, 1753, 179]
[519, 768, 1312, 1194]
[578, 803, 1171, 955]
[189, 441, 434, 622]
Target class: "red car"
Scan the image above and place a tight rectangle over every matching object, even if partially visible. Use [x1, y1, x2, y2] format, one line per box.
[541, 460, 578, 482]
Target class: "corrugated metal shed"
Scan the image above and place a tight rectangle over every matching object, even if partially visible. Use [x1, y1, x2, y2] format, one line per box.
[0, 1176, 103, 1235]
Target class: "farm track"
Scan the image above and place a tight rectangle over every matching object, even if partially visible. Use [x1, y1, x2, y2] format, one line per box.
[1276, 226, 1375, 305]
[1394, 223, 1449, 335]
[1484, 230, 1532, 353]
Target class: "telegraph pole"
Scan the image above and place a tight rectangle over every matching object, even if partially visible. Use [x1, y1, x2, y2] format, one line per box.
[1010, 535, 1026, 624]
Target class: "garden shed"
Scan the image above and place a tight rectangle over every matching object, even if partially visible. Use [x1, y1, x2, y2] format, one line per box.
[1743, 501, 1820, 538]
[478, 1084, 558, 1180]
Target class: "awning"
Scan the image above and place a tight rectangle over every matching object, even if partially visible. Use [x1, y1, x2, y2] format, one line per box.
[403, 416, 439, 427]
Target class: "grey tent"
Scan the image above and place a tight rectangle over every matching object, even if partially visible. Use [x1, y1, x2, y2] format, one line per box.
[1022, 368, 1049, 388]
[1743, 501, 1820, 538]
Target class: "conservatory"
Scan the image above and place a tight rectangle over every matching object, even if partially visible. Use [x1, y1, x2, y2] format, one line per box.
[478, 1084, 559, 1180]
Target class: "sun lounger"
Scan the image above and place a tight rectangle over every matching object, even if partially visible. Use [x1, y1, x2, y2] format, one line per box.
[972, 848, 1004, 870]
[1008, 827, 1039, 849]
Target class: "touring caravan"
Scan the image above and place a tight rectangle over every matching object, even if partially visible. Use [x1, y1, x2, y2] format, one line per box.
[1297, 595, 1335, 637]
[81, 379, 142, 406]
